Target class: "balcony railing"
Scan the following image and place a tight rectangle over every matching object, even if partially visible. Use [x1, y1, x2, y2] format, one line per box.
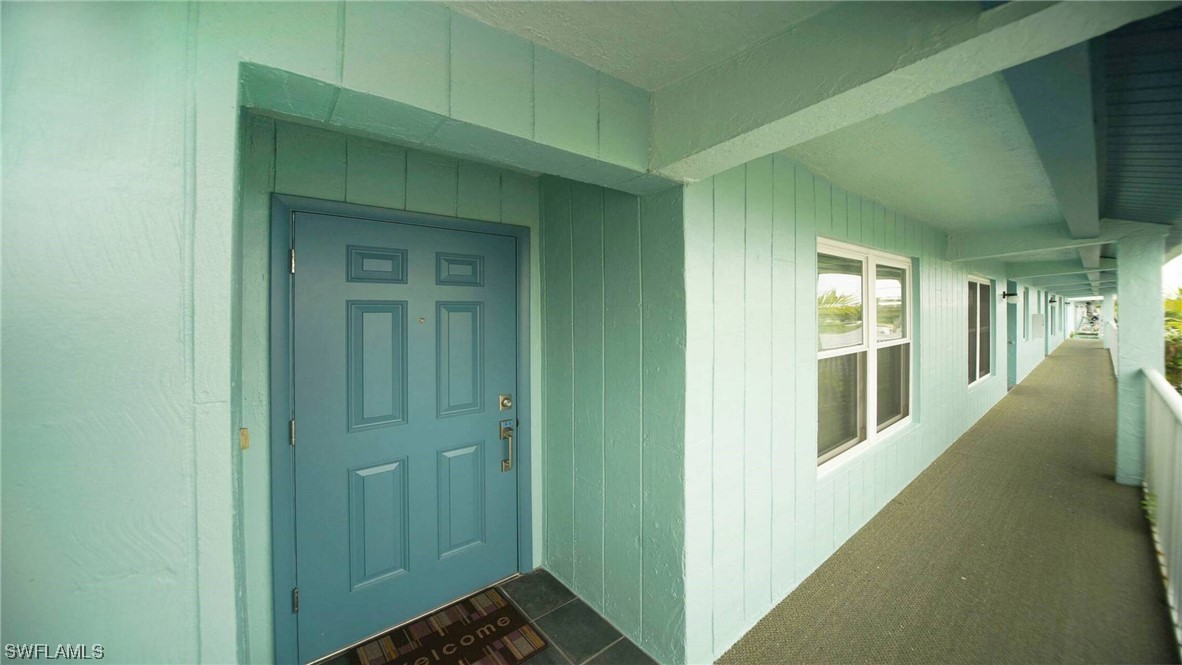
[1144, 367, 1182, 658]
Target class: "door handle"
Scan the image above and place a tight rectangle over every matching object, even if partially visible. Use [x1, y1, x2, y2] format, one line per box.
[499, 419, 515, 472]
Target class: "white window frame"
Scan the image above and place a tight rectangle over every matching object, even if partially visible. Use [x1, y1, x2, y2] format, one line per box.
[816, 238, 913, 472]
[968, 275, 993, 388]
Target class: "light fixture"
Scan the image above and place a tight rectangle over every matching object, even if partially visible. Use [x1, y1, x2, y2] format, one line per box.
[1001, 290, 1019, 304]
[1048, 296, 1058, 304]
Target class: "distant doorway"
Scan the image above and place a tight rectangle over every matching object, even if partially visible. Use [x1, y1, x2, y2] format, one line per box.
[1007, 280, 1018, 389]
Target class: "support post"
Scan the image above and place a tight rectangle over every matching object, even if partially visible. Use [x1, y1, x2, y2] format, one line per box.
[1101, 294, 1114, 349]
[1115, 227, 1168, 485]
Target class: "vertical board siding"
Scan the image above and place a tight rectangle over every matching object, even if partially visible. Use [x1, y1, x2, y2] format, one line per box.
[683, 176, 717, 663]
[640, 187, 688, 663]
[571, 183, 606, 610]
[683, 157, 1011, 663]
[240, 119, 542, 663]
[540, 177, 686, 665]
[602, 189, 644, 633]
[743, 157, 774, 619]
[541, 179, 576, 584]
[712, 164, 746, 642]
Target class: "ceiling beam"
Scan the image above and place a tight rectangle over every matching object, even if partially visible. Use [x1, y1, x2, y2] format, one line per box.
[1032, 279, 1118, 290]
[947, 218, 1160, 262]
[1005, 258, 1117, 279]
[650, 1, 1180, 182]
[1003, 44, 1100, 239]
[1053, 280, 1118, 290]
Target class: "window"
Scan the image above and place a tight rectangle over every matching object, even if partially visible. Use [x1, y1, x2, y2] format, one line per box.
[1022, 287, 1030, 340]
[968, 277, 991, 385]
[817, 240, 911, 465]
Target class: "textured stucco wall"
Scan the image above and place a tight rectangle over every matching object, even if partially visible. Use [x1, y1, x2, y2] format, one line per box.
[682, 155, 1011, 662]
[2, 3, 205, 660]
[539, 177, 687, 664]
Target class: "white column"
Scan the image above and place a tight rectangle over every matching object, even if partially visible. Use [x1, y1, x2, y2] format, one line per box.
[1101, 294, 1115, 348]
[1115, 227, 1168, 486]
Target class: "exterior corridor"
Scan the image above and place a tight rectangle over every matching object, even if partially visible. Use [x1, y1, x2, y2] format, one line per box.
[720, 340, 1177, 664]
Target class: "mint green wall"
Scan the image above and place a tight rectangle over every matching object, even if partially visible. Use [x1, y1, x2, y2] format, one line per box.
[1007, 285, 1054, 385]
[0, 3, 1109, 664]
[682, 155, 1011, 662]
[238, 116, 543, 662]
[2, 3, 206, 660]
[2, 3, 648, 661]
[1009, 285, 1068, 385]
[232, 3, 657, 195]
[539, 178, 686, 664]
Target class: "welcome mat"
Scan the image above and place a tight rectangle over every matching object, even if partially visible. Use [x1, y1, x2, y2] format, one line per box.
[351, 588, 548, 665]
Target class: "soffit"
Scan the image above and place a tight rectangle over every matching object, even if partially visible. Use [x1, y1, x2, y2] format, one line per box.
[784, 74, 1061, 235]
[445, 1, 832, 91]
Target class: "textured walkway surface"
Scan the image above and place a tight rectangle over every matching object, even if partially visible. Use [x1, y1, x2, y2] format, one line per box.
[719, 340, 1176, 664]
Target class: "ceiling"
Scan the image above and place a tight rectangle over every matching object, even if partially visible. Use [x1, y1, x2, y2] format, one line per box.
[1101, 9, 1182, 230]
[445, 1, 832, 91]
[448, 1, 1178, 267]
[783, 74, 1062, 234]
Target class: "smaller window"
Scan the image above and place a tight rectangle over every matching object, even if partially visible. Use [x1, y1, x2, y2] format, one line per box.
[968, 277, 991, 385]
[1022, 287, 1030, 340]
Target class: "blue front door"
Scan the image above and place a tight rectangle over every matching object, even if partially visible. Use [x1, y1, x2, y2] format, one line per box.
[291, 212, 519, 663]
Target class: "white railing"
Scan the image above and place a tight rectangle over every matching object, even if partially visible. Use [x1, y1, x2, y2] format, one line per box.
[1144, 367, 1182, 658]
[1105, 321, 1118, 374]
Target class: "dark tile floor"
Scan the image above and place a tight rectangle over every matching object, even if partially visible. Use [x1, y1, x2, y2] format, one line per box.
[498, 570, 657, 665]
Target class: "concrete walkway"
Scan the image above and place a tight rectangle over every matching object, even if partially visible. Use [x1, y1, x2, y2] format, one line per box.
[719, 340, 1177, 664]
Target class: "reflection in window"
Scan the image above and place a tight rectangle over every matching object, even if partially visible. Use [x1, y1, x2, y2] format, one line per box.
[978, 283, 991, 377]
[819, 352, 865, 462]
[817, 254, 864, 351]
[968, 279, 991, 383]
[876, 265, 905, 341]
[816, 240, 912, 466]
[877, 343, 909, 430]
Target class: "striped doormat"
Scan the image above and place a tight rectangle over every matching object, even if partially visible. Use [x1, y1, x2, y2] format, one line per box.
[351, 588, 548, 665]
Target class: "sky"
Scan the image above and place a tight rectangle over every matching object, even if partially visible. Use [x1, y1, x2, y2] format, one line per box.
[1167, 255, 1182, 298]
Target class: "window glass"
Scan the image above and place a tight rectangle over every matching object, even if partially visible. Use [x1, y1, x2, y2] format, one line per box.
[877, 343, 909, 430]
[876, 264, 906, 341]
[978, 283, 991, 378]
[968, 282, 978, 383]
[816, 240, 912, 466]
[818, 352, 865, 460]
[818, 254, 864, 351]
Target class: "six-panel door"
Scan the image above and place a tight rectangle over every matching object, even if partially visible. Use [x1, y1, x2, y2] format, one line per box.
[292, 212, 518, 663]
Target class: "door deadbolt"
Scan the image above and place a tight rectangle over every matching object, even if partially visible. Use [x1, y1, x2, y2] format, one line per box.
[499, 394, 513, 410]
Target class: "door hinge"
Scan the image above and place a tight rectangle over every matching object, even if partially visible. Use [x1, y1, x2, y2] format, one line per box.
[289, 419, 296, 446]
[289, 247, 296, 274]
[292, 587, 299, 613]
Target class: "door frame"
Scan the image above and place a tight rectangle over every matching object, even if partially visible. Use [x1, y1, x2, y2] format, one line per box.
[268, 194, 534, 664]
